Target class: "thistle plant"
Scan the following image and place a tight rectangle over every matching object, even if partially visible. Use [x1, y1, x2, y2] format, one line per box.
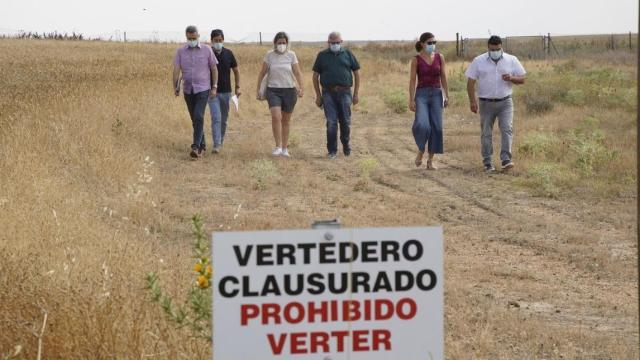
[145, 214, 212, 340]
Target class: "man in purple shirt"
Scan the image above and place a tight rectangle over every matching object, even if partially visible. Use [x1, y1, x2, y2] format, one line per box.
[173, 25, 219, 159]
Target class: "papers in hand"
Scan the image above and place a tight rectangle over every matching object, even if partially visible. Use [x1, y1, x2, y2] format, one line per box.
[231, 95, 239, 111]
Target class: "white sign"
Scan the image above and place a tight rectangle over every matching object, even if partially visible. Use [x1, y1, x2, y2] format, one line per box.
[212, 227, 443, 360]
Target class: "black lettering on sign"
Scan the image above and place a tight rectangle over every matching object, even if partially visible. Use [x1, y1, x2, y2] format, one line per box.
[416, 269, 437, 291]
[257, 245, 274, 266]
[319, 242, 337, 264]
[233, 245, 252, 266]
[276, 244, 296, 265]
[219, 276, 239, 298]
[307, 273, 325, 295]
[403, 239, 424, 261]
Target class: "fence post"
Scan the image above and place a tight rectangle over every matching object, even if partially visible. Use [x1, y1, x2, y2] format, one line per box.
[259, 32, 262, 46]
[124, 31, 127, 43]
[456, 32, 459, 57]
[630, 31, 633, 51]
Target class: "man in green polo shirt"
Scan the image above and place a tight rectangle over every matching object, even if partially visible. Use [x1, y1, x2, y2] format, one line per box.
[312, 32, 361, 158]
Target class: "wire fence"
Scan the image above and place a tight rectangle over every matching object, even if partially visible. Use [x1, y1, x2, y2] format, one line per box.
[0, 28, 637, 61]
[455, 33, 638, 60]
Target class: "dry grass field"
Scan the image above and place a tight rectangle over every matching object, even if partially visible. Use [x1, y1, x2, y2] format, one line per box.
[0, 39, 637, 359]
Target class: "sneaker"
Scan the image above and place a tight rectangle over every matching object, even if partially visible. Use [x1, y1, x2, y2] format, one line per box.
[501, 160, 515, 170]
[190, 148, 199, 159]
[281, 148, 291, 157]
[198, 147, 205, 156]
[212, 145, 221, 154]
[272, 147, 283, 156]
[484, 163, 496, 172]
[328, 153, 337, 159]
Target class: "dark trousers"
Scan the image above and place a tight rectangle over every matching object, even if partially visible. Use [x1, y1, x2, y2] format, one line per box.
[322, 89, 352, 155]
[184, 90, 209, 150]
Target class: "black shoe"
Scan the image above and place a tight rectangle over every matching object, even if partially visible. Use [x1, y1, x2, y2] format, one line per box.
[501, 160, 514, 170]
[190, 148, 199, 159]
[484, 163, 496, 172]
[343, 149, 351, 157]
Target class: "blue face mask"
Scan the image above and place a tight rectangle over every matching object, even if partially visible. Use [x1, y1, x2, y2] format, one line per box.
[489, 49, 503, 60]
[330, 43, 341, 52]
[187, 39, 199, 48]
[425, 44, 436, 54]
[212, 42, 223, 51]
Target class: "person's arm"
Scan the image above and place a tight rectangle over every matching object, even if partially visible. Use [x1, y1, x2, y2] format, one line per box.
[172, 51, 181, 96]
[408, 57, 417, 112]
[467, 78, 478, 113]
[256, 62, 268, 100]
[439, 54, 449, 107]
[502, 57, 526, 85]
[502, 74, 526, 85]
[232, 67, 241, 97]
[210, 63, 218, 98]
[292, 63, 304, 97]
[352, 70, 360, 105]
[313, 71, 322, 107]
[173, 64, 181, 96]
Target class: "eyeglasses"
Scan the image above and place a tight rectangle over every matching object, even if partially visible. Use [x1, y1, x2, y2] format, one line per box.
[426, 41, 437, 45]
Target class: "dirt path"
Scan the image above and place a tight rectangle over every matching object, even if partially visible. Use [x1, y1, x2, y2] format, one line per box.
[154, 105, 638, 358]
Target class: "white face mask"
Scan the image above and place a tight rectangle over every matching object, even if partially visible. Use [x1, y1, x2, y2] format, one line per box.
[212, 42, 223, 51]
[330, 43, 341, 52]
[276, 44, 287, 53]
[187, 39, 199, 48]
[489, 49, 503, 61]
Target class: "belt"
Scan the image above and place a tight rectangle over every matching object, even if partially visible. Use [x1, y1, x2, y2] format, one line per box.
[324, 85, 351, 92]
[479, 95, 511, 102]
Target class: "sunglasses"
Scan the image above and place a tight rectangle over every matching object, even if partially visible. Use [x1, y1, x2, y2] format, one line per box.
[425, 41, 437, 45]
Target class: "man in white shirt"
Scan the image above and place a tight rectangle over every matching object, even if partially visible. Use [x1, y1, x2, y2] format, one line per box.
[466, 35, 526, 172]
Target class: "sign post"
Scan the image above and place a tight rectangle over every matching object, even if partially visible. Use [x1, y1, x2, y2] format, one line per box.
[212, 227, 443, 359]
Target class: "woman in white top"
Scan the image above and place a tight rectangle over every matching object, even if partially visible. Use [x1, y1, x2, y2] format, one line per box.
[256, 32, 304, 157]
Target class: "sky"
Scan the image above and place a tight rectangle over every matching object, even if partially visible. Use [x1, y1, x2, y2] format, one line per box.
[1, 0, 638, 42]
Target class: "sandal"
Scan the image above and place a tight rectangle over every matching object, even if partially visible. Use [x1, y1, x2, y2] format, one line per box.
[426, 159, 437, 170]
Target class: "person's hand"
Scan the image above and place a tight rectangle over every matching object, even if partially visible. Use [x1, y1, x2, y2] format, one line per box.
[315, 97, 323, 108]
[470, 100, 478, 114]
[409, 99, 416, 112]
[352, 94, 359, 105]
[209, 88, 218, 99]
[297, 88, 304, 98]
[502, 74, 512, 82]
[444, 97, 449, 108]
[235, 87, 242, 98]
[174, 88, 180, 97]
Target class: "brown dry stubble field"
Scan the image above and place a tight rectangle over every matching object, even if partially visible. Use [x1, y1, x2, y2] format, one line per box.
[0, 39, 637, 359]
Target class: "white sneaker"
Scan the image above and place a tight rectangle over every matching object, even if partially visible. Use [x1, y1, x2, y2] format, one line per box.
[272, 147, 282, 156]
[281, 148, 291, 157]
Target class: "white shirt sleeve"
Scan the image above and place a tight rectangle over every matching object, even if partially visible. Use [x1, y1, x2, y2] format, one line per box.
[290, 51, 299, 65]
[512, 56, 526, 76]
[465, 58, 479, 80]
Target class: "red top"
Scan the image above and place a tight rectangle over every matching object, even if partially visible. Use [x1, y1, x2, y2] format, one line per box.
[416, 53, 442, 89]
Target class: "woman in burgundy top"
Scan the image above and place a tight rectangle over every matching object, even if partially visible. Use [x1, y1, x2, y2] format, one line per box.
[409, 32, 450, 169]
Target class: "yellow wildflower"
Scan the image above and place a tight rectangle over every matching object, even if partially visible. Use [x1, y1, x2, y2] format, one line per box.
[197, 275, 209, 289]
[205, 265, 212, 277]
[194, 263, 202, 273]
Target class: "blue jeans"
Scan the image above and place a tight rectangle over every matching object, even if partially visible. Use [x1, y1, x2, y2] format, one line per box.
[322, 90, 352, 154]
[184, 90, 209, 150]
[208, 92, 232, 147]
[412, 87, 444, 154]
